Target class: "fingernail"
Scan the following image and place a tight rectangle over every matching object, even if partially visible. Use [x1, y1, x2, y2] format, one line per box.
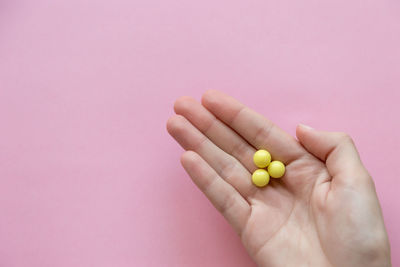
[299, 123, 313, 130]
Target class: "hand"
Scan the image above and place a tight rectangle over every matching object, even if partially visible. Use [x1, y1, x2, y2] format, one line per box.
[167, 90, 391, 267]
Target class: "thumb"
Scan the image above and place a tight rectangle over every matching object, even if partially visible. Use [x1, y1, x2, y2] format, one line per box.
[296, 124, 369, 185]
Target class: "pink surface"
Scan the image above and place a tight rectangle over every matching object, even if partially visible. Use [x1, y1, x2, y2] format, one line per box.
[0, 0, 399, 266]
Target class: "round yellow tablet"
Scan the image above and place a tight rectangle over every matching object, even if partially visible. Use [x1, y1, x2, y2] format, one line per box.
[253, 149, 271, 168]
[252, 169, 270, 187]
[267, 161, 285, 178]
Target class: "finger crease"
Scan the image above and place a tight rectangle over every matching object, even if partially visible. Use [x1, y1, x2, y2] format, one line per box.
[203, 116, 217, 135]
[229, 105, 246, 125]
[219, 159, 237, 181]
[203, 174, 220, 194]
[219, 191, 238, 218]
[253, 121, 274, 148]
[192, 136, 208, 152]
[229, 141, 249, 162]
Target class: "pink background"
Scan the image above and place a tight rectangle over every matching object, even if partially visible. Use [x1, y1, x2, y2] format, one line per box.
[0, 0, 399, 266]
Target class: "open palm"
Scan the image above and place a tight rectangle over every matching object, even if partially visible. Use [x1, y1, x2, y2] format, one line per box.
[167, 90, 390, 267]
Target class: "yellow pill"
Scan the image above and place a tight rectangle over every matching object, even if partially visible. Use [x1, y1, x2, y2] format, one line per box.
[252, 169, 270, 187]
[267, 161, 285, 178]
[253, 149, 271, 168]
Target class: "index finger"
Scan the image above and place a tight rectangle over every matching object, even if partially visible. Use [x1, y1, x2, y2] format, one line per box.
[201, 90, 306, 164]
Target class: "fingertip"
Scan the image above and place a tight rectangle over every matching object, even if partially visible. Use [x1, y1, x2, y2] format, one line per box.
[180, 151, 202, 174]
[180, 150, 197, 164]
[298, 123, 314, 130]
[201, 89, 221, 106]
[203, 89, 220, 97]
[166, 116, 175, 134]
[173, 96, 196, 114]
[296, 123, 314, 141]
[166, 114, 185, 135]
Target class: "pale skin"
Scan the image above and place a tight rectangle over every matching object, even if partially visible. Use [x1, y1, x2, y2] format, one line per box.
[166, 90, 391, 267]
